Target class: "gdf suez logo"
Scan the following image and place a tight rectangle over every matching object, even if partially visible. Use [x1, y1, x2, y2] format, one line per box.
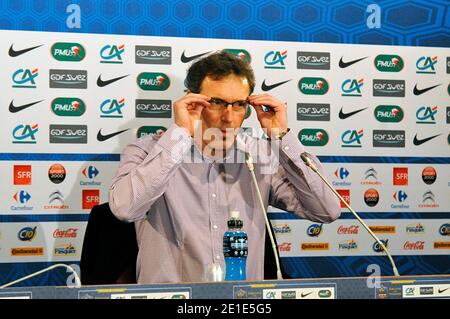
[100, 99, 125, 118]
[341, 79, 364, 97]
[12, 68, 38, 88]
[416, 56, 437, 74]
[341, 129, 363, 148]
[12, 124, 38, 144]
[100, 44, 125, 64]
[264, 50, 287, 69]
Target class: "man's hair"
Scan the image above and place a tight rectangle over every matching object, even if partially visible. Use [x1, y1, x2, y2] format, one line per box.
[185, 51, 255, 94]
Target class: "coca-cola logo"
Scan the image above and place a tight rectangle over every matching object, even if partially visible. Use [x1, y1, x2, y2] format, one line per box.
[53, 228, 78, 238]
[337, 225, 359, 235]
[403, 241, 425, 250]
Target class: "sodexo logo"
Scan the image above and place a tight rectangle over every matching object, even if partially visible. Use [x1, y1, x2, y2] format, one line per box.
[18, 226, 37, 241]
[137, 72, 170, 91]
[100, 44, 125, 64]
[374, 105, 404, 123]
[341, 79, 364, 97]
[12, 68, 38, 88]
[51, 98, 85, 117]
[49, 124, 87, 144]
[137, 126, 167, 138]
[416, 106, 437, 124]
[374, 55, 404, 72]
[296, 103, 330, 121]
[298, 129, 329, 146]
[373, 79, 405, 97]
[100, 99, 125, 118]
[12, 124, 38, 144]
[223, 49, 251, 63]
[298, 78, 329, 95]
[297, 52, 330, 70]
[373, 130, 405, 148]
[135, 100, 172, 118]
[49, 69, 87, 89]
[264, 50, 287, 69]
[51, 42, 85, 62]
[341, 129, 363, 148]
[135, 45, 171, 64]
[307, 224, 323, 237]
[416, 56, 437, 74]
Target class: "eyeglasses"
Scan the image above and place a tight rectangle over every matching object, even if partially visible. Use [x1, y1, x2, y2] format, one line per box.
[208, 97, 248, 112]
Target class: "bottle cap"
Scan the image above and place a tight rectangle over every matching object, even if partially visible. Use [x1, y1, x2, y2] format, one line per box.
[228, 211, 243, 228]
[230, 211, 240, 219]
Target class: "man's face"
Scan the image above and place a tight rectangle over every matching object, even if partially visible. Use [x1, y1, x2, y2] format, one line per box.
[197, 74, 250, 153]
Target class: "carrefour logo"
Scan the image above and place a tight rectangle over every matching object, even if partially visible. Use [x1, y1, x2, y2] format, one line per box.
[100, 99, 125, 118]
[439, 224, 450, 236]
[82, 166, 100, 179]
[137, 126, 167, 138]
[374, 105, 404, 123]
[341, 129, 363, 148]
[341, 79, 364, 97]
[335, 167, 350, 180]
[18, 226, 37, 241]
[12, 68, 38, 88]
[298, 78, 329, 95]
[137, 72, 170, 91]
[264, 50, 287, 69]
[13, 190, 31, 204]
[100, 44, 125, 64]
[51, 98, 85, 116]
[393, 190, 408, 202]
[375, 55, 404, 72]
[12, 124, 38, 144]
[298, 129, 329, 146]
[416, 106, 437, 124]
[51, 42, 85, 61]
[416, 56, 437, 74]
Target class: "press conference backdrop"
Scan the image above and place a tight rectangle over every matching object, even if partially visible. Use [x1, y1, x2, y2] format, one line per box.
[0, 0, 449, 286]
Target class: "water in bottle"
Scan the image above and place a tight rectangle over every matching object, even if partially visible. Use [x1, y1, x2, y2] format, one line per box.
[223, 211, 248, 281]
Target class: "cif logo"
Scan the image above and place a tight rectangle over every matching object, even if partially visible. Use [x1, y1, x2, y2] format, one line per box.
[264, 50, 287, 69]
[13, 190, 31, 203]
[100, 44, 125, 64]
[416, 56, 437, 74]
[393, 190, 408, 202]
[82, 166, 100, 179]
[100, 98, 125, 118]
[416, 106, 437, 124]
[341, 129, 363, 147]
[18, 226, 37, 241]
[12, 68, 38, 88]
[307, 224, 323, 237]
[439, 224, 450, 236]
[373, 239, 389, 253]
[12, 124, 38, 144]
[341, 79, 364, 96]
[335, 167, 350, 180]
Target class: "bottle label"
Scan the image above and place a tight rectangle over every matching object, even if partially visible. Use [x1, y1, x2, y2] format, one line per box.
[223, 233, 248, 258]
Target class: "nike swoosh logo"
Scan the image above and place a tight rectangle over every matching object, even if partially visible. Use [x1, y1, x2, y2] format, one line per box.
[339, 107, 368, 119]
[413, 133, 441, 146]
[339, 56, 368, 68]
[180, 50, 211, 63]
[97, 74, 129, 87]
[438, 288, 449, 294]
[9, 99, 44, 113]
[9, 44, 43, 57]
[301, 291, 313, 298]
[261, 79, 291, 91]
[97, 129, 129, 142]
[413, 84, 441, 95]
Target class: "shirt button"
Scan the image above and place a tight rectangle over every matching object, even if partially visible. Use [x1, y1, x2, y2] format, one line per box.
[212, 193, 217, 198]
[216, 255, 221, 260]
[284, 146, 289, 151]
[213, 225, 218, 229]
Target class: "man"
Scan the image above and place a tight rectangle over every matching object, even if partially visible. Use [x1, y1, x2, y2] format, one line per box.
[109, 51, 340, 284]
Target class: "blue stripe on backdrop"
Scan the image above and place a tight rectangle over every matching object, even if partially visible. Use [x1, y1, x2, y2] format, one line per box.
[268, 212, 450, 220]
[0, 214, 89, 223]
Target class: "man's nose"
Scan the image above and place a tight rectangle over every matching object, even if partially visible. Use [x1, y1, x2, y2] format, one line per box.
[221, 105, 233, 122]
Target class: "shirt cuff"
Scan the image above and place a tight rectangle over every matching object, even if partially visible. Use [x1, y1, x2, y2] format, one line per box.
[279, 129, 306, 162]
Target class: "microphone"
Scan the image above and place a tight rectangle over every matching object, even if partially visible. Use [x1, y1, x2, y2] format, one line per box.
[0, 264, 82, 289]
[245, 152, 283, 280]
[300, 152, 400, 277]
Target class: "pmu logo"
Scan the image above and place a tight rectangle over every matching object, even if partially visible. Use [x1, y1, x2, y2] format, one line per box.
[100, 44, 125, 64]
[13, 190, 31, 204]
[12, 68, 38, 88]
[422, 166, 437, 185]
[51, 98, 86, 117]
[393, 190, 408, 202]
[51, 42, 86, 62]
[419, 190, 439, 208]
[298, 129, 329, 146]
[12, 124, 38, 144]
[307, 224, 323, 237]
[298, 77, 329, 95]
[373, 80, 405, 97]
[439, 224, 450, 236]
[137, 72, 170, 91]
[135, 45, 172, 64]
[372, 239, 389, 253]
[223, 49, 251, 63]
[18, 227, 37, 241]
[374, 55, 404, 72]
[136, 99, 172, 118]
[374, 105, 404, 123]
[416, 106, 437, 124]
[100, 99, 125, 118]
[341, 129, 363, 148]
[264, 50, 287, 69]
[335, 167, 350, 180]
[137, 126, 167, 138]
[416, 56, 437, 74]
[341, 79, 364, 97]
[82, 166, 99, 179]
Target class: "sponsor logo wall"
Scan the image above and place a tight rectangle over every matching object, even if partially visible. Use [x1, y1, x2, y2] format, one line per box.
[0, 30, 449, 281]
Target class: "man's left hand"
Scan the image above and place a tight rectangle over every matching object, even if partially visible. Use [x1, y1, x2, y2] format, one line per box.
[247, 94, 288, 138]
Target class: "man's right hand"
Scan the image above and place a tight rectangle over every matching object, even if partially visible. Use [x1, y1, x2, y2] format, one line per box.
[174, 93, 210, 136]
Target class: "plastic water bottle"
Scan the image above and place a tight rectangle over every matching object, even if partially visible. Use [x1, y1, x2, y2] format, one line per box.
[223, 211, 248, 281]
